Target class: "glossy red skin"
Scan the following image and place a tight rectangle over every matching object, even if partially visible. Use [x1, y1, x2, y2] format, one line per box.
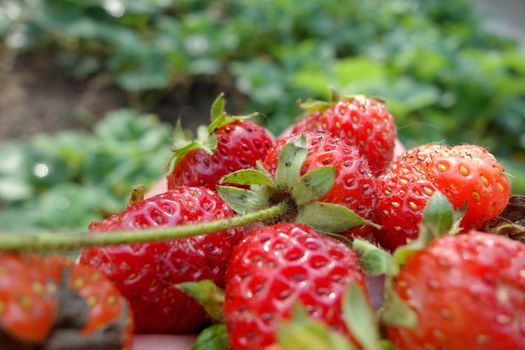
[224, 223, 367, 350]
[290, 97, 397, 175]
[388, 232, 525, 349]
[79, 187, 244, 334]
[168, 120, 274, 190]
[263, 132, 377, 237]
[375, 144, 511, 250]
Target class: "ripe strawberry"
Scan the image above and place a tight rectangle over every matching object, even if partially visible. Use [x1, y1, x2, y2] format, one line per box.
[78, 187, 245, 334]
[167, 95, 274, 190]
[0, 254, 132, 349]
[262, 132, 377, 237]
[375, 144, 511, 250]
[224, 223, 367, 350]
[388, 232, 525, 349]
[290, 95, 397, 175]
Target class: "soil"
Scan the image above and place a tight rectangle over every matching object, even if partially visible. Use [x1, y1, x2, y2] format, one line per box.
[0, 52, 245, 142]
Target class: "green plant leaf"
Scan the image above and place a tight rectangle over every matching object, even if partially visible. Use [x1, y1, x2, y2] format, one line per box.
[292, 166, 335, 206]
[221, 169, 275, 187]
[216, 186, 270, 214]
[176, 280, 225, 322]
[278, 304, 356, 350]
[211, 93, 226, 121]
[352, 239, 398, 277]
[296, 202, 379, 233]
[380, 288, 418, 329]
[193, 323, 229, 350]
[343, 282, 382, 350]
[275, 135, 307, 192]
[297, 98, 332, 114]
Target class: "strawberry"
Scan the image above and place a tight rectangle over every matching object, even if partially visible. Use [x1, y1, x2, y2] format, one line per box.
[375, 144, 511, 250]
[387, 232, 525, 349]
[290, 95, 397, 175]
[78, 187, 245, 334]
[167, 94, 274, 190]
[224, 223, 367, 350]
[262, 132, 377, 237]
[0, 254, 132, 349]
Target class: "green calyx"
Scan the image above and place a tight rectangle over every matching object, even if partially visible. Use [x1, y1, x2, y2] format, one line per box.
[218, 135, 377, 234]
[297, 89, 386, 115]
[167, 93, 258, 173]
[176, 279, 225, 322]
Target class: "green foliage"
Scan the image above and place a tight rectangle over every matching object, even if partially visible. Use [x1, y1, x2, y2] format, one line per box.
[0, 110, 172, 231]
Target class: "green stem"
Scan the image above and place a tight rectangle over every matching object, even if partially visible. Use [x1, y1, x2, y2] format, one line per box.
[0, 202, 291, 253]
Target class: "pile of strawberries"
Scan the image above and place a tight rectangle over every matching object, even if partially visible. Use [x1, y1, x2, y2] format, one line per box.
[2, 93, 524, 350]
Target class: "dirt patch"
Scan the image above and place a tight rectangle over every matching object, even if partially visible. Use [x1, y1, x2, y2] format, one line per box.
[0, 52, 245, 142]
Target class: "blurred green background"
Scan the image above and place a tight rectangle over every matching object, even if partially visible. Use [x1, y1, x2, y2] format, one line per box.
[0, 0, 524, 232]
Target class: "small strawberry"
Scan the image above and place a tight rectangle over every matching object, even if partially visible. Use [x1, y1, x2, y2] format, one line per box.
[387, 232, 525, 349]
[167, 93, 274, 190]
[0, 254, 132, 349]
[78, 187, 245, 334]
[223, 223, 368, 350]
[290, 95, 397, 175]
[375, 144, 511, 250]
[262, 132, 377, 237]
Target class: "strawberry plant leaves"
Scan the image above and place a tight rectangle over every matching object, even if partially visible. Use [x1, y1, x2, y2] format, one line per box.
[297, 98, 331, 114]
[352, 239, 398, 277]
[278, 304, 356, 350]
[216, 186, 270, 214]
[176, 280, 225, 322]
[380, 288, 418, 329]
[221, 169, 275, 187]
[193, 323, 230, 350]
[210, 93, 226, 121]
[297, 202, 379, 233]
[275, 135, 307, 192]
[292, 166, 335, 206]
[343, 282, 382, 350]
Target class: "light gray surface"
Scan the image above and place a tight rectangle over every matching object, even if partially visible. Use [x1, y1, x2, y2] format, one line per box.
[477, 0, 525, 47]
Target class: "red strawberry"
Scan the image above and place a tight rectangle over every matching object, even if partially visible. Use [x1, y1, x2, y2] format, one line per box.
[168, 95, 274, 190]
[78, 187, 245, 334]
[263, 132, 377, 237]
[375, 144, 511, 250]
[290, 95, 397, 175]
[0, 254, 132, 349]
[388, 232, 525, 349]
[224, 223, 367, 350]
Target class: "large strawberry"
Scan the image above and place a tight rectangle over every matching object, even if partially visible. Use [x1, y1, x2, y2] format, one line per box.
[78, 187, 245, 334]
[224, 223, 368, 350]
[387, 232, 525, 349]
[167, 93, 274, 190]
[0, 254, 132, 349]
[289, 95, 397, 175]
[375, 143, 511, 250]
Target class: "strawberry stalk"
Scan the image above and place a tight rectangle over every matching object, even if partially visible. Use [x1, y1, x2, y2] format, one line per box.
[0, 202, 291, 252]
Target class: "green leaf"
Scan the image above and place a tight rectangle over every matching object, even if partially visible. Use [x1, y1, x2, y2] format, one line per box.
[176, 280, 225, 322]
[380, 288, 418, 329]
[211, 93, 226, 121]
[395, 192, 461, 265]
[221, 169, 275, 187]
[275, 135, 307, 192]
[421, 191, 454, 237]
[343, 282, 382, 350]
[208, 113, 259, 135]
[278, 305, 356, 350]
[297, 99, 332, 114]
[352, 239, 398, 277]
[296, 202, 380, 233]
[193, 323, 230, 350]
[216, 186, 270, 214]
[292, 166, 335, 206]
